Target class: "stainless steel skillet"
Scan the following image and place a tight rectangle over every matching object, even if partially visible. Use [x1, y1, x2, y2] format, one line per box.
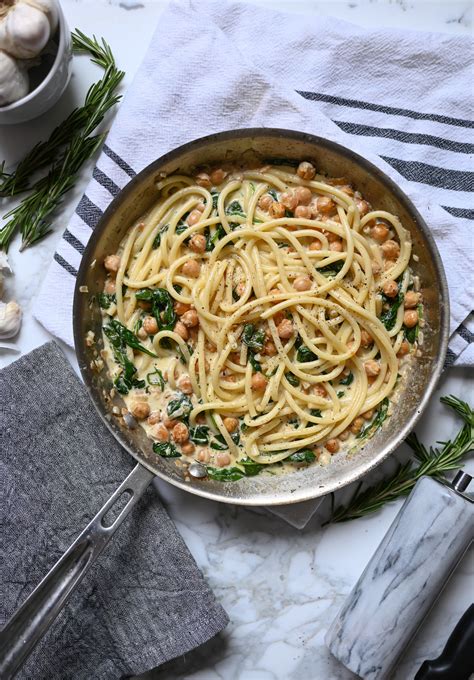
[0, 129, 449, 677]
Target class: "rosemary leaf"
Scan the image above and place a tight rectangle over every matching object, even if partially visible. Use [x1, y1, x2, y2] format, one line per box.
[328, 395, 473, 524]
[0, 30, 124, 251]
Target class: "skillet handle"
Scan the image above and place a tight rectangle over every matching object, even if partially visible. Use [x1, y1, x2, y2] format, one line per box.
[0, 463, 155, 679]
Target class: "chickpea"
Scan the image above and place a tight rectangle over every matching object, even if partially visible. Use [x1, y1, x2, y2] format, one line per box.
[175, 301, 191, 316]
[350, 417, 365, 434]
[309, 239, 322, 251]
[264, 340, 278, 356]
[181, 441, 195, 455]
[397, 340, 410, 357]
[153, 423, 169, 442]
[196, 172, 211, 188]
[294, 205, 312, 219]
[371, 260, 382, 276]
[162, 414, 178, 429]
[293, 275, 312, 291]
[131, 401, 150, 420]
[104, 279, 116, 295]
[364, 360, 380, 377]
[258, 194, 274, 211]
[277, 318, 293, 339]
[294, 186, 313, 205]
[174, 321, 189, 340]
[189, 234, 206, 253]
[340, 185, 354, 197]
[360, 330, 373, 348]
[216, 451, 231, 467]
[362, 409, 374, 420]
[185, 210, 200, 227]
[404, 309, 419, 328]
[223, 417, 239, 433]
[177, 374, 193, 394]
[270, 201, 286, 218]
[381, 239, 400, 259]
[251, 373, 268, 391]
[280, 191, 298, 211]
[383, 280, 399, 298]
[172, 422, 189, 444]
[197, 449, 211, 463]
[371, 222, 389, 242]
[273, 311, 285, 326]
[313, 384, 327, 397]
[196, 202, 206, 213]
[316, 196, 335, 214]
[181, 309, 199, 327]
[339, 429, 350, 441]
[404, 291, 421, 309]
[356, 199, 370, 216]
[182, 260, 201, 278]
[210, 168, 227, 185]
[384, 259, 396, 272]
[143, 315, 158, 335]
[104, 254, 120, 273]
[325, 438, 340, 454]
[297, 161, 316, 180]
[329, 240, 343, 252]
[148, 411, 161, 425]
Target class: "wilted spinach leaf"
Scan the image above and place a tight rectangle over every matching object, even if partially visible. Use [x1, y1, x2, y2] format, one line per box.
[98, 292, 116, 309]
[153, 441, 180, 458]
[356, 398, 389, 440]
[135, 288, 176, 333]
[167, 393, 193, 420]
[287, 449, 316, 463]
[147, 367, 165, 390]
[189, 425, 210, 445]
[285, 373, 300, 387]
[242, 324, 265, 352]
[340, 371, 354, 386]
[380, 292, 404, 331]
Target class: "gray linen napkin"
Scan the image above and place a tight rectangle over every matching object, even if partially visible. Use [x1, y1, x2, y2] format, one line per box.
[0, 342, 229, 680]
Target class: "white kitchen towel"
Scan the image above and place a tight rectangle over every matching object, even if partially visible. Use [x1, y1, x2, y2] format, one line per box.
[35, 0, 474, 366]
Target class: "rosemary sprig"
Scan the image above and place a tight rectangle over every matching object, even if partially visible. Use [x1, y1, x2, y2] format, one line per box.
[0, 30, 124, 250]
[329, 395, 473, 523]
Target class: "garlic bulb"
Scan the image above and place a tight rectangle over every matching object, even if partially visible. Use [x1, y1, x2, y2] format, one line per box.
[0, 49, 28, 105]
[0, 300, 22, 339]
[0, 0, 58, 60]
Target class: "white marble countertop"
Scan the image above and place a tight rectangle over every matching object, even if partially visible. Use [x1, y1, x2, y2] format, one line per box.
[1, 1, 473, 679]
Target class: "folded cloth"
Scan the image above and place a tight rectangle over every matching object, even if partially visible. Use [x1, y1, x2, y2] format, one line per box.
[0, 342, 229, 680]
[35, 0, 474, 366]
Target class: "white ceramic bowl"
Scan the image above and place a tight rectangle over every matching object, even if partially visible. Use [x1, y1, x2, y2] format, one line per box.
[0, 3, 72, 125]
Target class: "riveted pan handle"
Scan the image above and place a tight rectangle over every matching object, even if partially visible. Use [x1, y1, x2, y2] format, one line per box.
[0, 463, 155, 679]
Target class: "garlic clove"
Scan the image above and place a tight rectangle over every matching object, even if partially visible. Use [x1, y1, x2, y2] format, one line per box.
[0, 2, 51, 59]
[0, 300, 22, 339]
[24, 0, 58, 34]
[0, 50, 29, 105]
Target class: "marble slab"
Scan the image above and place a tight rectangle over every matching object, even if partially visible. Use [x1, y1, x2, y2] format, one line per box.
[1, 2, 473, 679]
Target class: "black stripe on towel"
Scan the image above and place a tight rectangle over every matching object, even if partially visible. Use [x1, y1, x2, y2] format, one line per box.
[457, 323, 474, 344]
[76, 195, 103, 230]
[442, 205, 474, 220]
[335, 120, 474, 155]
[93, 167, 121, 197]
[380, 156, 474, 192]
[297, 91, 474, 129]
[54, 252, 77, 277]
[444, 347, 457, 369]
[63, 229, 85, 254]
[103, 144, 137, 177]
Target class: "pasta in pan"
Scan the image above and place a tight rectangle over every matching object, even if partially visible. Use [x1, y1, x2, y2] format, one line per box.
[97, 159, 423, 480]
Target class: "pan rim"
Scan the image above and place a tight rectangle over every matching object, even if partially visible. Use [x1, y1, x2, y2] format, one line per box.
[73, 127, 450, 506]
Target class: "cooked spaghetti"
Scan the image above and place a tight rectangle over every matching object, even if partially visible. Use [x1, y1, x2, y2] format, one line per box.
[97, 160, 423, 480]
